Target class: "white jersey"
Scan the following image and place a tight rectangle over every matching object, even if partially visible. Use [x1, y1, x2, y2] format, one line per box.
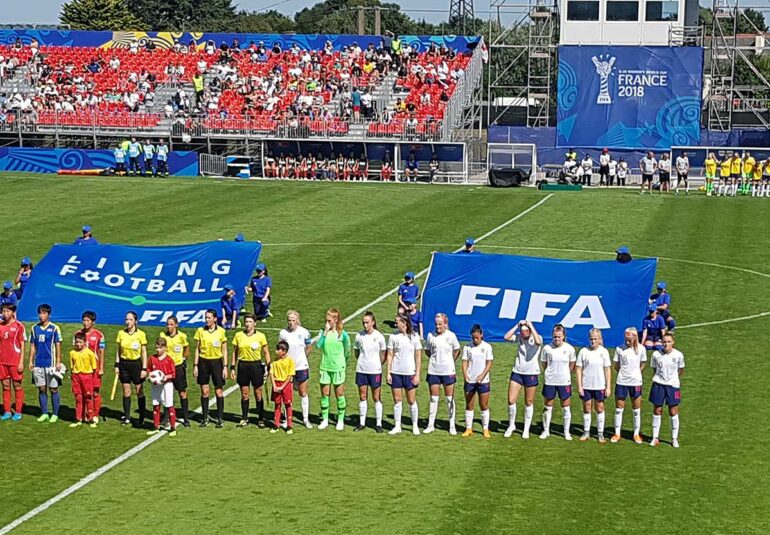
[278, 326, 311, 371]
[658, 159, 671, 173]
[581, 158, 593, 172]
[541, 342, 576, 386]
[613, 345, 647, 386]
[675, 156, 689, 174]
[576, 346, 611, 390]
[387, 332, 422, 375]
[641, 157, 657, 174]
[617, 161, 628, 178]
[599, 153, 610, 166]
[511, 335, 541, 375]
[355, 329, 386, 374]
[426, 330, 460, 376]
[608, 160, 617, 176]
[651, 349, 685, 388]
[462, 341, 494, 384]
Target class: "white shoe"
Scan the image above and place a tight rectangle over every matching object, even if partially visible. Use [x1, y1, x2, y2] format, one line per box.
[672, 439, 680, 448]
[522, 430, 530, 439]
[336, 419, 344, 431]
[539, 431, 549, 440]
[318, 419, 329, 430]
[449, 426, 457, 436]
[564, 433, 573, 441]
[388, 426, 402, 435]
[423, 425, 435, 434]
[503, 425, 515, 438]
[280, 421, 288, 429]
[412, 426, 421, 436]
[304, 420, 313, 429]
[579, 432, 591, 442]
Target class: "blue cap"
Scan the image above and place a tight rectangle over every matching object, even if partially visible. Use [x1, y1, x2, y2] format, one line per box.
[657, 281, 667, 289]
[616, 245, 629, 254]
[405, 271, 415, 279]
[224, 284, 234, 292]
[465, 238, 475, 247]
[255, 263, 265, 272]
[3, 281, 11, 290]
[647, 303, 658, 312]
[21, 256, 31, 265]
[82, 225, 92, 233]
[234, 233, 244, 242]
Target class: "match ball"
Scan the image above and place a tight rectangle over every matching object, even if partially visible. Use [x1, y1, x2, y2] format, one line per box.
[149, 370, 165, 385]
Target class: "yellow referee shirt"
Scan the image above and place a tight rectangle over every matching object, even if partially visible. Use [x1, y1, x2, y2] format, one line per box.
[194, 326, 227, 360]
[116, 329, 147, 360]
[232, 331, 268, 362]
[70, 348, 97, 374]
[743, 157, 755, 176]
[730, 157, 741, 175]
[704, 158, 717, 177]
[720, 160, 731, 178]
[160, 331, 189, 366]
[271, 356, 295, 382]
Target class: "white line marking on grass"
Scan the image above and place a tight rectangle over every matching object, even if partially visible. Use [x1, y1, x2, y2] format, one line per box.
[676, 312, 770, 330]
[0, 391, 234, 535]
[343, 194, 554, 323]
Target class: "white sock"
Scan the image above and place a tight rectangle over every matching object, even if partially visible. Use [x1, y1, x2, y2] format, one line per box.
[428, 396, 439, 427]
[393, 401, 402, 427]
[671, 414, 680, 440]
[508, 403, 517, 429]
[717, 184, 723, 195]
[652, 413, 661, 440]
[563, 406, 571, 435]
[409, 402, 418, 428]
[583, 412, 591, 433]
[523, 405, 533, 434]
[543, 406, 553, 433]
[446, 397, 455, 428]
[359, 400, 367, 426]
[614, 407, 623, 436]
[632, 408, 641, 435]
[375, 401, 383, 426]
[301, 395, 310, 421]
[465, 409, 474, 430]
[597, 411, 605, 436]
[752, 184, 757, 197]
[481, 409, 490, 430]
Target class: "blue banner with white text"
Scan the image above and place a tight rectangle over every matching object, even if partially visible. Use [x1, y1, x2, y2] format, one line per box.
[557, 46, 703, 149]
[422, 253, 657, 347]
[18, 241, 261, 327]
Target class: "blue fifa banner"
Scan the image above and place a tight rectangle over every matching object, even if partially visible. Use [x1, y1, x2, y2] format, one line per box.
[557, 46, 703, 150]
[18, 241, 261, 327]
[421, 253, 657, 347]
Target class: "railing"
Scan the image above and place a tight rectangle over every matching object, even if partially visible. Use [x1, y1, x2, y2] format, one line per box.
[441, 37, 485, 141]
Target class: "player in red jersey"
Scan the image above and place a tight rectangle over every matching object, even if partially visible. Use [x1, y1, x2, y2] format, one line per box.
[146, 338, 178, 436]
[75, 311, 106, 421]
[0, 303, 26, 420]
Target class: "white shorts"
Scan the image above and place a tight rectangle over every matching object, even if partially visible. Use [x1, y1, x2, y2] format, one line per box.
[151, 382, 174, 408]
[33, 367, 60, 389]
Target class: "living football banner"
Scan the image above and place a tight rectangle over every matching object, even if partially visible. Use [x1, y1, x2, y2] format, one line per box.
[557, 46, 703, 149]
[18, 241, 262, 326]
[421, 253, 657, 347]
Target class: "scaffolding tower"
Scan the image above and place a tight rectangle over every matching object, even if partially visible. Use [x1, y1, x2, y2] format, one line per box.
[487, 0, 558, 128]
[706, 0, 770, 131]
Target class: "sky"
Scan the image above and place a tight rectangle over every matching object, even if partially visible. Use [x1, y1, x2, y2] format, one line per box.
[3, 0, 768, 28]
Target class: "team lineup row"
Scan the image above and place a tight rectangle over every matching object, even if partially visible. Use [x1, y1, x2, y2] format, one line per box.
[1, 303, 684, 447]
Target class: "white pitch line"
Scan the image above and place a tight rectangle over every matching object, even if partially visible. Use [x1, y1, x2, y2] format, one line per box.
[342, 194, 554, 323]
[0, 194, 552, 532]
[676, 311, 770, 330]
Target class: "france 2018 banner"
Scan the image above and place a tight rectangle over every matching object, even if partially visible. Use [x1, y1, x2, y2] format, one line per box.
[421, 253, 657, 347]
[557, 46, 703, 150]
[18, 241, 262, 326]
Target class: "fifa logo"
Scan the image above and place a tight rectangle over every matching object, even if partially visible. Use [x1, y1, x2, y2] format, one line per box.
[591, 55, 616, 105]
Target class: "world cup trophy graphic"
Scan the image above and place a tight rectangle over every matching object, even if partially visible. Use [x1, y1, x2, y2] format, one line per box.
[591, 55, 616, 105]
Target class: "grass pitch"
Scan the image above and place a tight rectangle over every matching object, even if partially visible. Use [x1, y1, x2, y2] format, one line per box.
[1, 173, 769, 534]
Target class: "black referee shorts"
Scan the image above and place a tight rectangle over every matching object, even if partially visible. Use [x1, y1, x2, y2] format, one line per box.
[173, 362, 188, 391]
[197, 358, 225, 388]
[237, 361, 266, 388]
[118, 359, 144, 385]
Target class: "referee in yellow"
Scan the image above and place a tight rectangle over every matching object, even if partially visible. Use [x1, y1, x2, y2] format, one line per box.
[115, 311, 148, 426]
[194, 309, 228, 428]
[160, 316, 190, 427]
[231, 313, 271, 428]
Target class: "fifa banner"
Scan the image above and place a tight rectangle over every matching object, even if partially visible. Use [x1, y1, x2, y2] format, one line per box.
[421, 253, 657, 347]
[18, 241, 262, 327]
[557, 46, 703, 149]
